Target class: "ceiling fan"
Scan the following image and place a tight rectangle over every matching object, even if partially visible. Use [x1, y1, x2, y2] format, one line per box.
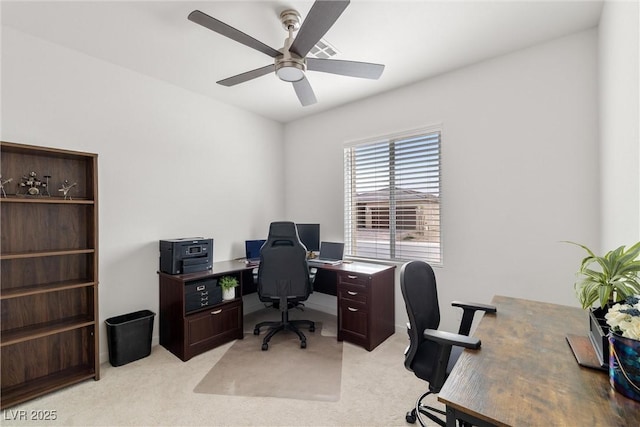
[188, 0, 384, 106]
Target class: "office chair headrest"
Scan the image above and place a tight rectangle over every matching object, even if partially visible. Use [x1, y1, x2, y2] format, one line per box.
[268, 221, 298, 239]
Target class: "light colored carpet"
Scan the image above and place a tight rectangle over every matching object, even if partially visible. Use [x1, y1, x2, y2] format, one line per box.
[2, 308, 445, 426]
[194, 322, 343, 401]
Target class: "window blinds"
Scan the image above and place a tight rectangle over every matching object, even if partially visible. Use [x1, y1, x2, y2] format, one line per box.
[344, 130, 441, 264]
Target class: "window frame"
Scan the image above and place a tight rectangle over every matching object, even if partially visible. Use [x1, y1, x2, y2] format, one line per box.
[343, 125, 442, 266]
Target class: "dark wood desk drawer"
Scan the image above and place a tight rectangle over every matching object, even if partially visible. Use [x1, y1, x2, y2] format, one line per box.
[338, 271, 371, 286]
[338, 301, 368, 342]
[186, 300, 242, 358]
[338, 287, 368, 304]
[337, 271, 370, 287]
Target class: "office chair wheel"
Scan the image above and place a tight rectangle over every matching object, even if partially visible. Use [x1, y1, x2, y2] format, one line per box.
[253, 328, 260, 335]
[300, 340, 307, 349]
[405, 409, 417, 424]
[262, 343, 269, 351]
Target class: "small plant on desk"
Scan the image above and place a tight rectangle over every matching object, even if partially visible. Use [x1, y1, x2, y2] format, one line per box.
[565, 241, 640, 369]
[565, 241, 640, 309]
[220, 276, 239, 301]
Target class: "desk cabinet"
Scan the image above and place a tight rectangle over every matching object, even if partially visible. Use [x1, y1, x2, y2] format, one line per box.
[184, 299, 242, 357]
[158, 261, 249, 361]
[336, 265, 395, 351]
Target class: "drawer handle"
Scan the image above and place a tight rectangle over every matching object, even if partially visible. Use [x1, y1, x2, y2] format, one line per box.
[211, 309, 222, 315]
[347, 275, 358, 279]
[348, 307, 358, 312]
[347, 291, 358, 296]
[197, 285, 205, 291]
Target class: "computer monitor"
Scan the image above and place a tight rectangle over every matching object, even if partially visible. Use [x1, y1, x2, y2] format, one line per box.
[245, 239, 266, 262]
[296, 223, 320, 252]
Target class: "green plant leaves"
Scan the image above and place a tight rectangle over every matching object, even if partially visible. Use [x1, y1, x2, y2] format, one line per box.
[565, 241, 640, 309]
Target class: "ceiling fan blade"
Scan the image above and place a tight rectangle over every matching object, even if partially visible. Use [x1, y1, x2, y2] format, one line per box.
[292, 77, 317, 106]
[217, 64, 275, 87]
[306, 58, 385, 79]
[289, 0, 350, 58]
[188, 10, 281, 58]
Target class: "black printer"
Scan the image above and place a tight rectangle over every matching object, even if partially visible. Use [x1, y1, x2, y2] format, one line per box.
[159, 238, 213, 275]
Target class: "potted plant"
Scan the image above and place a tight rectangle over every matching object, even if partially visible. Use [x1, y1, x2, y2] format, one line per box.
[567, 241, 640, 366]
[219, 276, 239, 301]
[605, 295, 640, 402]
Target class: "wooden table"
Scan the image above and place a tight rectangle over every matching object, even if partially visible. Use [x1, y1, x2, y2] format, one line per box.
[437, 295, 640, 426]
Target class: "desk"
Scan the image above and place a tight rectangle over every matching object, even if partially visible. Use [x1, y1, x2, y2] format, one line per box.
[315, 261, 396, 351]
[160, 260, 395, 361]
[159, 261, 254, 361]
[438, 295, 640, 426]
[246, 260, 396, 351]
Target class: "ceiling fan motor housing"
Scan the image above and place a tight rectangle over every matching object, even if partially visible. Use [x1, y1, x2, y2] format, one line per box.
[279, 9, 301, 31]
[276, 9, 305, 82]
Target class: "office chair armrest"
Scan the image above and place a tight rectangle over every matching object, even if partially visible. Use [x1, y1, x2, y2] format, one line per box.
[423, 329, 481, 350]
[451, 301, 497, 336]
[451, 301, 497, 313]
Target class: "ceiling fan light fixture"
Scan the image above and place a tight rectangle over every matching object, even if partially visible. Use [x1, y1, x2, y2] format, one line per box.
[188, 1, 383, 107]
[275, 60, 305, 82]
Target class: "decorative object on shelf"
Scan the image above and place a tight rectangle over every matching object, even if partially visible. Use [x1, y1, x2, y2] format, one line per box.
[58, 180, 77, 200]
[606, 295, 640, 402]
[566, 241, 640, 367]
[219, 276, 239, 301]
[42, 175, 52, 196]
[0, 176, 13, 197]
[17, 171, 48, 196]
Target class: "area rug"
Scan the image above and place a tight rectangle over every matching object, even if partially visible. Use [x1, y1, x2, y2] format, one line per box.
[194, 323, 343, 401]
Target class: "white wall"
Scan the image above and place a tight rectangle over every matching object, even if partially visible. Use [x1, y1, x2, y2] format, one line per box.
[598, 0, 640, 249]
[1, 27, 285, 362]
[5, 13, 631, 356]
[284, 29, 600, 332]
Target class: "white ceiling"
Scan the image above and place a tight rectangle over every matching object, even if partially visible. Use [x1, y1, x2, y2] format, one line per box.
[2, 1, 604, 123]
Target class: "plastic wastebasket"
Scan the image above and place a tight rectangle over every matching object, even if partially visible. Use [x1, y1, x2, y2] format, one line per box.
[105, 310, 155, 367]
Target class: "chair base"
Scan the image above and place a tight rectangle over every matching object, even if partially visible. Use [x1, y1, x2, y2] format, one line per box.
[405, 390, 472, 427]
[253, 308, 315, 351]
[406, 391, 446, 426]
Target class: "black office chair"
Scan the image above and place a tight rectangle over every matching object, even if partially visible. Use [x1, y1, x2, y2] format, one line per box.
[401, 260, 496, 426]
[253, 221, 315, 351]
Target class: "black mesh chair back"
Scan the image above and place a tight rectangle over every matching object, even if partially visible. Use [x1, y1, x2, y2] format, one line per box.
[254, 221, 315, 350]
[258, 221, 311, 301]
[401, 261, 447, 391]
[400, 260, 496, 426]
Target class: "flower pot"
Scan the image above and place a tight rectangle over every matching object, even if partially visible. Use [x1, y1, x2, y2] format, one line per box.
[589, 306, 610, 368]
[609, 332, 640, 402]
[222, 287, 236, 301]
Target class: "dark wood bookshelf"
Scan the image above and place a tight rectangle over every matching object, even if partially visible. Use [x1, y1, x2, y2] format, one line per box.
[1, 141, 99, 409]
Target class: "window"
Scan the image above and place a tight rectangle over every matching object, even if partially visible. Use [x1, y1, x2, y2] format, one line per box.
[344, 128, 441, 264]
